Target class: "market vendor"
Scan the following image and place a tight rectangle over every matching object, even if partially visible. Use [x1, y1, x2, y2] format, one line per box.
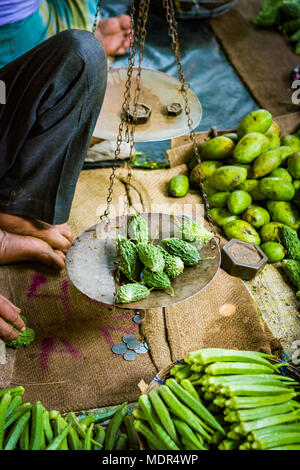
[0, 1, 131, 341]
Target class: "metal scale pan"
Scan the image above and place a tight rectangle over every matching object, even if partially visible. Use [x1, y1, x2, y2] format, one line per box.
[93, 68, 202, 142]
[65, 213, 220, 310]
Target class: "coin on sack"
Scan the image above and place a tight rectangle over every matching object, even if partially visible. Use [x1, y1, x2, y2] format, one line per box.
[134, 345, 148, 354]
[122, 334, 136, 344]
[133, 314, 141, 325]
[111, 344, 128, 355]
[123, 351, 138, 361]
[127, 340, 140, 350]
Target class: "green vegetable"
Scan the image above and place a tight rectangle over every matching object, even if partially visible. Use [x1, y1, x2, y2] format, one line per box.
[124, 416, 139, 450]
[116, 235, 141, 281]
[185, 348, 274, 366]
[189, 161, 222, 186]
[233, 133, 269, 164]
[79, 404, 125, 427]
[83, 423, 94, 450]
[4, 403, 32, 430]
[267, 200, 300, 230]
[0, 386, 24, 399]
[236, 109, 273, 139]
[204, 362, 274, 376]
[180, 379, 200, 402]
[138, 395, 180, 450]
[242, 206, 270, 229]
[5, 395, 22, 419]
[280, 17, 300, 34]
[282, 259, 300, 289]
[281, 2, 300, 20]
[218, 439, 240, 450]
[114, 433, 128, 450]
[168, 175, 189, 197]
[261, 242, 285, 262]
[67, 426, 83, 450]
[252, 431, 300, 450]
[66, 412, 87, 439]
[225, 393, 296, 410]
[220, 384, 293, 397]
[201, 136, 235, 160]
[208, 166, 247, 190]
[4, 411, 31, 450]
[46, 424, 72, 450]
[104, 404, 128, 450]
[164, 254, 184, 279]
[227, 190, 252, 215]
[43, 410, 54, 444]
[172, 417, 205, 449]
[259, 177, 295, 201]
[228, 401, 296, 423]
[143, 268, 173, 294]
[252, 0, 284, 27]
[224, 219, 261, 246]
[208, 191, 231, 208]
[127, 214, 149, 243]
[134, 419, 164, 450]
[281, 226, 300, 260]
[148, 390, 179, 445]
[30, 401, 45, 450]
[5, 315, 35, 349]
[0, 392, 11, 449]
[19, 422, 30, 450]
[165, 379, 224, 434]
[162, 238, 200, 266]
[116, 283, 151, 304]
[177, 220, 213, 246]
[137, 243, 165, 272]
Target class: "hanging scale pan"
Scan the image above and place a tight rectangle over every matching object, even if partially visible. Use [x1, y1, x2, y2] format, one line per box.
[65, 213, 220, 310]
[93, 68, 202, 142]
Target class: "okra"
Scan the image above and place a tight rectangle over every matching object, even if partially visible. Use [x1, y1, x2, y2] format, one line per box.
[188, 373, 201, 382]
[165, 379, 225, 434]
[206, 374, 296, 388]
[270, 444, 300, 450]
[80, 403, 126, 427]
[225, 393, 296, 409]
[221, 384, 293, 397]
[0, 392, 11, 449]
[218, 439, 240, 450]
[158, 385, 212, 439]
[52, 415, 69, 450]
[211, 431, 224, 445]
[124, 416, 139, 450]
[138, 395, 179, 450]
[30, 402, 45, 450]
[46, 423, 72, 450]
[248, 423, 300, 442]
[227, 430, 242, 441]
[104, 404, 128, 450]
[83, 423, 94, 450]
[190, 364, 203, 373]
[227, 401, 296, 423]
[205, 362, 274, 376]
[92, 425, 105, 450]
[43, 410, 54, 444]
[181, 436, 207, 450]
[148, 390, 179, 445]
[175, 365, 192, 381]
[134, 419, 164, 450]
[0, 386, 24, 399]
[132, 408, 147, 421]
[4, 411, 31, 450]
[252, 432, 300, 450]
[66, 412, 87, 439]
[172, 417, 203, 449]
[114, 433, 128, 450]
[5, 395, 22, 419]
[185, 348, 275, 367]
[180, 379, 200, 401]
[234, 412, 300, 435]
[19, 422, 30, 450]
[67, 425, 83, 450]
[170, 364, 187, 376]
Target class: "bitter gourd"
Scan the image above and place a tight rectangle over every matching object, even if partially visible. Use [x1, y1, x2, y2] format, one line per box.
[116, 235, 141, 281]
[137, 243, 165, 272]
[116, 283, 150, 304]
[5, 315, 35, 349]
[162, 238, 200, 266]
[127, 214, 149, 244]
[177, 221, 213, 246]
[142, 269, 173, 295]
[164, 254, 184, 279]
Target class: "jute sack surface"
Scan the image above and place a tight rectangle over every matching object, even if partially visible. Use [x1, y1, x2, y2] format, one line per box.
[209, 0, 300, 117]
[0, 153, 279, 411]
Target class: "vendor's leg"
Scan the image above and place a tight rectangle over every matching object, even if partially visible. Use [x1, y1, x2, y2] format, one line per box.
[0, 29, 107, 266]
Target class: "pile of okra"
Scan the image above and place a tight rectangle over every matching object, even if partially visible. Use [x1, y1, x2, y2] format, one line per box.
[133, 348, 300, 450]
[0, 389, 139, 450]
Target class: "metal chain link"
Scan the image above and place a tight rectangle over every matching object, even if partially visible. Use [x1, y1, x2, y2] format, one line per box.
[163, 0, 219, 242]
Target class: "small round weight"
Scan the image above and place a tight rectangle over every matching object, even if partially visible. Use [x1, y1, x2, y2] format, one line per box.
[133, 315, 141, 324]
[124, 351, 138, 361]
[134, 345, 148, 354]
[112, 344, 128, 355]
[127, 340, 140, 350]
[167, 102, 182, 116]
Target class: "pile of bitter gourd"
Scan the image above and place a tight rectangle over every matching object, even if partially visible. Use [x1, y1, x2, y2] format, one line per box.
[115, 214, 214, 304]
[134, 348, 300, 450]
[0, 388, 138, 450]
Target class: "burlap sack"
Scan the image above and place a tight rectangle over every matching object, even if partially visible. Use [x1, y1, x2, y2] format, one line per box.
[209, 0, 300, 117]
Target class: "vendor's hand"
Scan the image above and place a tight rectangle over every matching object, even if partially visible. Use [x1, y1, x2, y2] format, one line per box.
[0, 294, 25, 342]
[95, 15, 131, 56]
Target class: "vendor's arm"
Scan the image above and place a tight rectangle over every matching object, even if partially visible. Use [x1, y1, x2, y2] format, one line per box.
[0, 294, 26, 342]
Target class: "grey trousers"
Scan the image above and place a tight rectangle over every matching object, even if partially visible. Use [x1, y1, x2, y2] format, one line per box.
[0, 29, 107, 225]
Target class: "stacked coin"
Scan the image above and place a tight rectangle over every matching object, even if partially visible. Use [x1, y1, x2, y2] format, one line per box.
[111, 333, 149, 361]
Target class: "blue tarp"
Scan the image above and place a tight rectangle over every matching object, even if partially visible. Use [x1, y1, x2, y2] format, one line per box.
[100, 0, 257, 158]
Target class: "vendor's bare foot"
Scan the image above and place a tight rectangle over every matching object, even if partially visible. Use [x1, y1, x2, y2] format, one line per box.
[0, 214, 73, 253]
[0, 229, 65, 269]
[95, 15, 131, 56]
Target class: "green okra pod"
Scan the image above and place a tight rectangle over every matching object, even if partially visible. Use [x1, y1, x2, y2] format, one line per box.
[4, 411, 31, 450]
[46, 424, 72, 450]
[0, 392, 11, 449]
[19, 421, 30, 450]
[43, 410, 54, 444]
[83, 423, 94, 450]
[5, 395, 22, 420]
[180, 379, 200, 402]
[104, 404, 128, 450]
[92, 425, 105, 450]
[114, 433, 128, 450]
[67, 425, 83, 450]
[148, 390, 179, 445]
[124, 416, 139, 450]
[30, 401, 45, 450]
[134, 419, 164, 450]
